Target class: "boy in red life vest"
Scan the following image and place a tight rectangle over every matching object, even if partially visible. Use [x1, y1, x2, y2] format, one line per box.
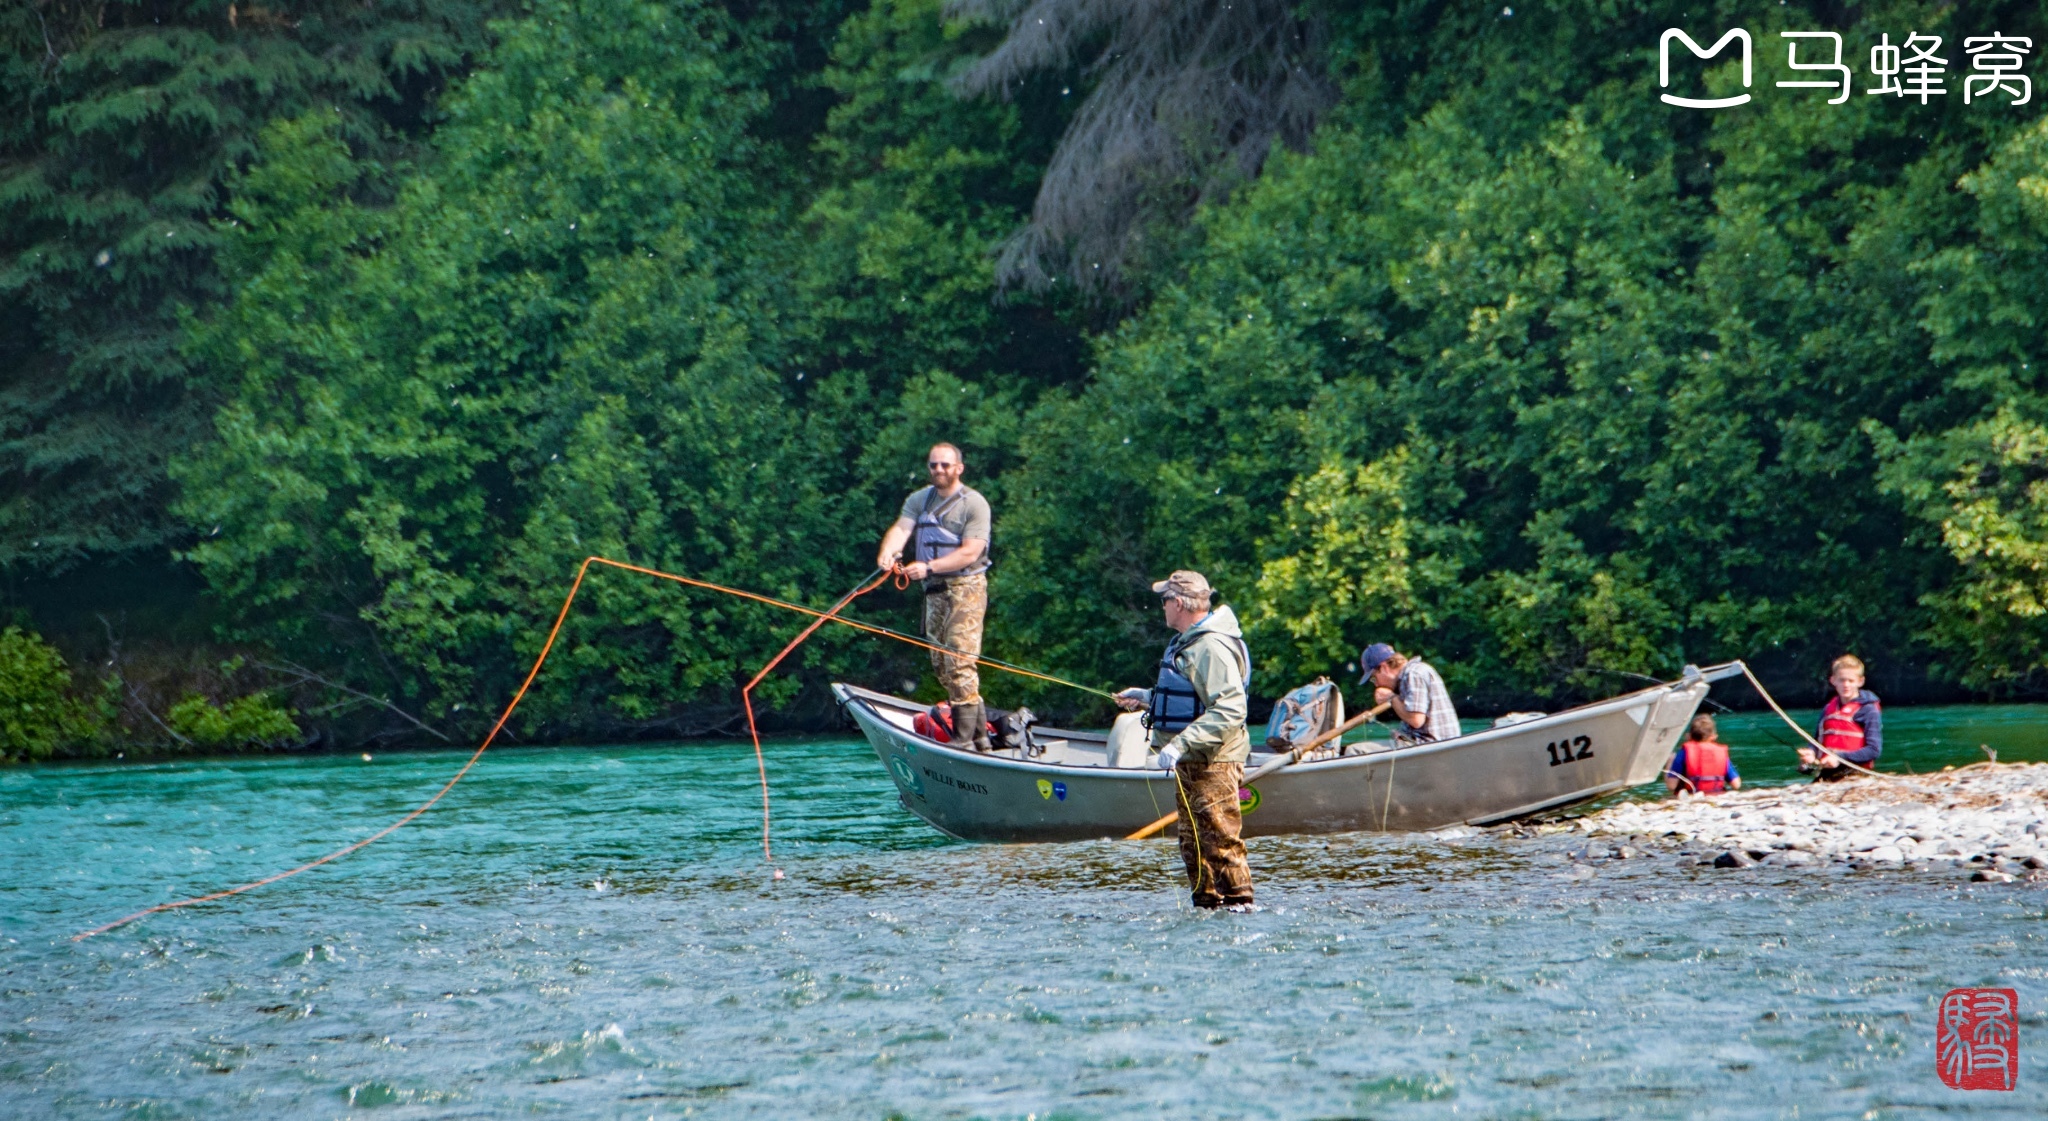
[1799, 654, 1881, 781]
[1665, 714, 1740, 796]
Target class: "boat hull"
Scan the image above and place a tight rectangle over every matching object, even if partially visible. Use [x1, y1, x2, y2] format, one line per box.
[832, 675, 1716, 842]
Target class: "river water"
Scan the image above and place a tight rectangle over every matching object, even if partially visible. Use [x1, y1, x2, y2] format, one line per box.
[3, 705, 2045, 1118]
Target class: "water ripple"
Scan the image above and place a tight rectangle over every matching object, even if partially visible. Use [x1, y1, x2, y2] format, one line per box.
[3, 719, 2047, 1117]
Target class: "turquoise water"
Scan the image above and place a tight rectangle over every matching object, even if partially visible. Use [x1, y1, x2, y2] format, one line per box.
[3, 704, 2046, 1118]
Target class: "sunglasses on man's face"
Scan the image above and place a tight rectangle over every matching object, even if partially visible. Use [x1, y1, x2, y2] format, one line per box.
[928, 461, 959, 470]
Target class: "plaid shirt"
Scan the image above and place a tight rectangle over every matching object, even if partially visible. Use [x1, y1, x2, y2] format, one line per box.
[1394, 660, 1462, 743]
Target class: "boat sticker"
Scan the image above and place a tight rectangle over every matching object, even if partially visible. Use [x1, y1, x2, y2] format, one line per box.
[1037, 779, 1053, 800]
[891, 756, 925, 798]
[1053, 781, 1067, 801]
[1239, 786, 1261, 814]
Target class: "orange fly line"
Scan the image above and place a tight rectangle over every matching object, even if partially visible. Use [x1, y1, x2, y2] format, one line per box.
[73, 556, 1103, 941]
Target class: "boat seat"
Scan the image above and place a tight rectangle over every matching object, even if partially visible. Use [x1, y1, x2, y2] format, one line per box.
[1105, 712, 1148, 767]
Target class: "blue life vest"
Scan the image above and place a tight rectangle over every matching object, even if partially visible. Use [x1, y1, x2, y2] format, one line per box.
[913, 487, 989, 578]
[1145, 620, 1252, 734]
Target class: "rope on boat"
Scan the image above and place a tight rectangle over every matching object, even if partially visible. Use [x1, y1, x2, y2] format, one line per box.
[73, 556, 1106, 941]
[1735, 662, 1893, 782]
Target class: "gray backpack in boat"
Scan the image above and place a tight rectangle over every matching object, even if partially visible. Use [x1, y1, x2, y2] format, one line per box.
[1264, 677, 1344, 752]
[988, 705, 1042, 757]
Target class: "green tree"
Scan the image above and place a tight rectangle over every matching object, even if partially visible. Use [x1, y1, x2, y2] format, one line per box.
[791, 0, 1082, 558]
[1, 0, 502, 579]
[155, 0, 2048, 742]
[166, 691, 299, 749]
[799, 0, 1064, 385]
[1875, 114, 2048, 689]
[994, 0, 2048, 708]
[178, 0, 895, 735]
[0, 625, 99, 761]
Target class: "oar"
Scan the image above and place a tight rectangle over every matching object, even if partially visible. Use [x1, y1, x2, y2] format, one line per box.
[1123, 702, 1393, 840]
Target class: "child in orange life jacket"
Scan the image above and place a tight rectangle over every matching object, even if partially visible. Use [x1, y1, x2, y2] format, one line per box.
[1800, 654, 1881, 780]
[1665, 714, 1739, 796]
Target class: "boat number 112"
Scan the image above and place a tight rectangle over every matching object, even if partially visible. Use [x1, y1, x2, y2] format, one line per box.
[1545, 736, 1593, 767]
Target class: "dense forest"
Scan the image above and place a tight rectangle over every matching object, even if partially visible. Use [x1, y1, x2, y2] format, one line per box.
[7, 0, 2048, 760]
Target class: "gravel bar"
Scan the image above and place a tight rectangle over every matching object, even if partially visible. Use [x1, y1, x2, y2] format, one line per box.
[1567, 762, 2048, 881]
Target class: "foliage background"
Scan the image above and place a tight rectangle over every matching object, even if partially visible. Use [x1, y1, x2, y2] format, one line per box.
[8, 0, 2048, 752]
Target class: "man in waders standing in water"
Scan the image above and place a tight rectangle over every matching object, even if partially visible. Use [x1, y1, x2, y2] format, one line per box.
[1115, 571, 1256, 911]
[876, 443, 994, 751]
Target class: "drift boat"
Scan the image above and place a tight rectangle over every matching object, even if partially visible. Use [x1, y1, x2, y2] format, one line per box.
[832, 664, 1744, 842]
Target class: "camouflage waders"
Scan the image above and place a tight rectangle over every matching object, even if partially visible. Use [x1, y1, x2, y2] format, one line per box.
[923, 572, 986, 705]
[1174, 760, 1254, 908]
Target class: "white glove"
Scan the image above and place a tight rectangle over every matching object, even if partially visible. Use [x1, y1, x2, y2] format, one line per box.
[1155, 742, 1183, 771]
[1115, 687, 1150, 712]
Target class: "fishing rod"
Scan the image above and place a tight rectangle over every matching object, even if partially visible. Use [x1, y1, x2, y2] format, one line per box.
[74, 557, 1113, 941]
[836, 612, 1120, 702]
[1602, 661, 1893, 780]
[1733, 662, 1892, 781]
[1125, 702, 1393, 840]
[1577, 666, 1736, 714]
[1615, 662, 1890, 779]
[584, 558, 1117, 700]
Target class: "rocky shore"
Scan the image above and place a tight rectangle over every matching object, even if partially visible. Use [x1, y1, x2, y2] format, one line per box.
[1557, 763, 2048, 882]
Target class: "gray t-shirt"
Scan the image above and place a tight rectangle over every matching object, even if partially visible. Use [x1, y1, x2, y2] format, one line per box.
[899, 485, 991, 577]
[1395, 659, 1461, 743]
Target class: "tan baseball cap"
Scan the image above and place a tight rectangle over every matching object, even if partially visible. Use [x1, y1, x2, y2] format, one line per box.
[1151, 570, 1213, 598]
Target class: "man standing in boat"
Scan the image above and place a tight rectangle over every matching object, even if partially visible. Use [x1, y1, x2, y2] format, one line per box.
[1115, 571, 1256, 911]
[875, 443, 994, 752]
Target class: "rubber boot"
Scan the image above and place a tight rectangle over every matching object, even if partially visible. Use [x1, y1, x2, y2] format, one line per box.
[954, 701, 992, 752]
[946, 704, 978, 750]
